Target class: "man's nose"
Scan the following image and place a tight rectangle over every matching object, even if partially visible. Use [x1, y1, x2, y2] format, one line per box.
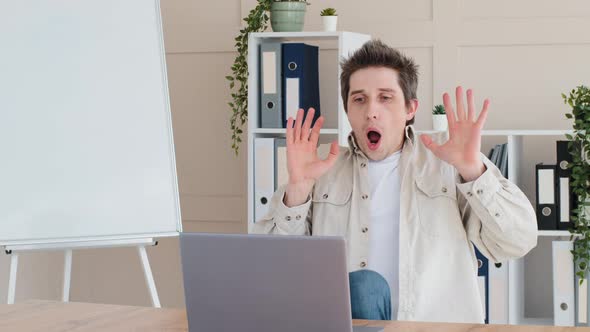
[366, 100, 379, 120]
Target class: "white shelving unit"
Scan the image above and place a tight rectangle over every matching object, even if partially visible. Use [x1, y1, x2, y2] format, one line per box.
[246, 31, 578, 327]
[466, 129, 573, 326]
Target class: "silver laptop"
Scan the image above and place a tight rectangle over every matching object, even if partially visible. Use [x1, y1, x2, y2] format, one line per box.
[179, 232, 384, 332]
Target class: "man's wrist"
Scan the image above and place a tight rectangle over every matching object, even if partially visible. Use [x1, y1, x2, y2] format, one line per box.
[457, 161, 486, 183]
[284, 181, 313, 207]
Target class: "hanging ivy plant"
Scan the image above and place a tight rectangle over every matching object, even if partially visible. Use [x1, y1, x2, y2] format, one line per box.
[563, 85, 590, 283]
[226, 0, 272, 155]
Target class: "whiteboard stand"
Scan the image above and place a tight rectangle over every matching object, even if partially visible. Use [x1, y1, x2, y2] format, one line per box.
[4, 237, 161, 307]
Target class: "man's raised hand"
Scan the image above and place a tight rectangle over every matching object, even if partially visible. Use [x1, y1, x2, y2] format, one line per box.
[284, 108, 339, 207]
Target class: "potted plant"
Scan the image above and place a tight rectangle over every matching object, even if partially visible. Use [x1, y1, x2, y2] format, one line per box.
[270, 0, 309, 32]
[227, 0, 311, 154]
[563, 85, 590, 283]
[320, 8, 337, 32]
[432, 104, 447, 131]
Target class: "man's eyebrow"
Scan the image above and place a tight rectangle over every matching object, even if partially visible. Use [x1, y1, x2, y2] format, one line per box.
[349, 88, 397, 95]
[378, 88, 396, 93]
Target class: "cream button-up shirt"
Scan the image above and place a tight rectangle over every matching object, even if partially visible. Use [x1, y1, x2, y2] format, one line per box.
[251, 125, 538, 324]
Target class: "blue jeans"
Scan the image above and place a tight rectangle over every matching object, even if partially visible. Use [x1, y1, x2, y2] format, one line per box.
[349, 270, 391, 320]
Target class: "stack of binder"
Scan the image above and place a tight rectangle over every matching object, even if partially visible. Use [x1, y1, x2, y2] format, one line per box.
[534, 140, 580, 231]
[259, 42, 321, 128]
[487, 143, 508, 178]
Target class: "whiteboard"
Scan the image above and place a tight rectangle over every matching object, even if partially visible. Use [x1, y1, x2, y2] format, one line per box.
[0, 0, 182, 246]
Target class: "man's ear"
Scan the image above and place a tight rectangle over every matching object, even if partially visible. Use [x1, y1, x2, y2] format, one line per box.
[406, 99, 419, 121]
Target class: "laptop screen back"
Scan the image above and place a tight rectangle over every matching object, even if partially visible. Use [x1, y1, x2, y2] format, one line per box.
[179, 233, 352, 332]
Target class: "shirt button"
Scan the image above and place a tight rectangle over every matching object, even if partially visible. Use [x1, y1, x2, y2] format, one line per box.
[362, 194, 368, 200]
[362, 227, 368, 233]
[495, 212, 501, 217]
[467, 191, 473, 197]
[477, 189, 483, 195]
[323, 193, 329, 199]
[361, 162, 367, 168]
[441, 187, 447, 193]
[285, 216, 291, 221]
[360, 261, 367, 268]
[295, 215, 301, 220]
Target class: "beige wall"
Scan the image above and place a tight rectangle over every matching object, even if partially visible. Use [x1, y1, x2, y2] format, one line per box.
[2, 0, 590, 318]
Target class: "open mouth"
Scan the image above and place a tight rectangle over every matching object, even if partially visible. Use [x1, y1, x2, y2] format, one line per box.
[366, 129, 382, 151]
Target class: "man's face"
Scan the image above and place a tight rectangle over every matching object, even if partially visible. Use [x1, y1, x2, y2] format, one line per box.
[346, 66, 418, 161]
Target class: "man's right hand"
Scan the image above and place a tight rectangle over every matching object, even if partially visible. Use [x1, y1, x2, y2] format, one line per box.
[284, 108, 339, 208]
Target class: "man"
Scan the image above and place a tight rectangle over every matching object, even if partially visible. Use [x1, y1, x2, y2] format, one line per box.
[251, 39, 537, 323]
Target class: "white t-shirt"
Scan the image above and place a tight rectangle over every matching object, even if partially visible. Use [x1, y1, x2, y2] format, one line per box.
[367, 150, 401, 319]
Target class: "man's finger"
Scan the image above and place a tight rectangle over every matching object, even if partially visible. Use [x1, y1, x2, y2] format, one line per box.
[286, 116, 295, 145]
[309, 115, 324, 146]
[475, 99, 490, 129]
[318, 141, 340, 174]
[455, 86, 466, 121]
[420, 134, 440, 156]
[320, 140, 340, 171]
[294, 109, 304, 142]
[443, 93, 456, 132]
[301, 108, 315, 141]
[467, 89, 475, 122]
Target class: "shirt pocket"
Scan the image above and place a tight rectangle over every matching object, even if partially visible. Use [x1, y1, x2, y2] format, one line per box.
[414, 176, 466, 239]
[312, 185, 352, 205]
[311, 182, 352, 235]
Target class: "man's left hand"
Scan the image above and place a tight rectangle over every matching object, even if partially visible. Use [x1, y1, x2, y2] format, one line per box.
[421, 86, 489, 182]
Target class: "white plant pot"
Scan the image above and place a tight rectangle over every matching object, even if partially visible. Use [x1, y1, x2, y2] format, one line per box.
[322, 16, 338, 32]
[432, 114, 448, 131]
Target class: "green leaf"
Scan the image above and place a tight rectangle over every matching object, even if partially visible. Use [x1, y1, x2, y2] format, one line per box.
[564, 86, 590, 270]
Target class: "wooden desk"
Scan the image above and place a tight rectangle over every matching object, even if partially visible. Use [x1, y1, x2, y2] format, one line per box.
[0, 300, 588, 331]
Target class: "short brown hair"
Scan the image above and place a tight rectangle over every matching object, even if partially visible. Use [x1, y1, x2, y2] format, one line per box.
[340, 39, 419, 125]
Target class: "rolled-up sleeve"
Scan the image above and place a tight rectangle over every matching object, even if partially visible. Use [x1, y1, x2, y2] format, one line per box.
[249, 184, 313, 236]
[456, 155, 538, 263]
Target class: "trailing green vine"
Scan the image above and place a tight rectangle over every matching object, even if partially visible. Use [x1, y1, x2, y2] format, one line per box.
[226, 0, 272, 155]
[563, 85, 590, 283]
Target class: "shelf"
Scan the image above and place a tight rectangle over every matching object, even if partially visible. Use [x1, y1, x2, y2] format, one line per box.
[517, 317, 554, 326]
[253, 128, 338, 135]
[256, 128, 572, 137]
[415, 129, 574, 136]
[538, 230, 579, 237]
[250, 31, 368, 40]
